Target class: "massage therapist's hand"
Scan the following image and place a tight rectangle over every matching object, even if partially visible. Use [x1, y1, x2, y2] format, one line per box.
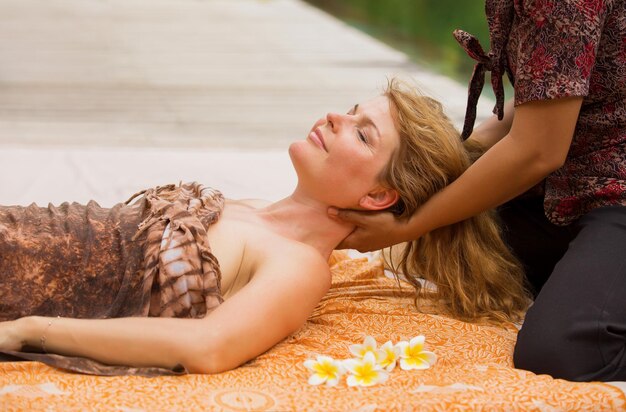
[328, 208, 414, 252]
[0, 319, 25, 351]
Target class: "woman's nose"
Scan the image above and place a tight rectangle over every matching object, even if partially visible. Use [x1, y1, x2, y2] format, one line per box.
[326, 112, 345, 131]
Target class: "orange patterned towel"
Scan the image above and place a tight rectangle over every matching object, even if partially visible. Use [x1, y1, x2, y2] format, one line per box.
[1, 253, 624, 411]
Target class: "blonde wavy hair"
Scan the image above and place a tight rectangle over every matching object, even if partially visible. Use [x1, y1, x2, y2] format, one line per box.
[380, 78, 530, 324]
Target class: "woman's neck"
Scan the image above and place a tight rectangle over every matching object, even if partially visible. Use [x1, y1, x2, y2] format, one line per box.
[253, 192, 354, 259]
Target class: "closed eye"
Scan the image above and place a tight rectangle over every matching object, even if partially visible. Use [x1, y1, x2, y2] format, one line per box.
[357, 130, 368, 144]
[348, 104, 369, 145]
[349, 103, 381, 146]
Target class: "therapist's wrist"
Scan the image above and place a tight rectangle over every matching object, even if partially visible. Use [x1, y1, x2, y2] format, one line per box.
[403, 211, 430, 242]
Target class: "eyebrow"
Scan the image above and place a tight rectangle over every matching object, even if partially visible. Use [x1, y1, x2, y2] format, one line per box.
[353, 104, 381, 139]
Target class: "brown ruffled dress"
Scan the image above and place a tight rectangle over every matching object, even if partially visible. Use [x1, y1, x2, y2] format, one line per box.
[0, 182, 224, 376]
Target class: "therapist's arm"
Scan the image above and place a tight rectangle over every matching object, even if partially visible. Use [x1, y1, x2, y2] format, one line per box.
[405, 97, 582, 238]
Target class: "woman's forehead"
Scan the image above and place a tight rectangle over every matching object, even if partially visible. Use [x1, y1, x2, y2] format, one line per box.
[360, 95, 398, 139]
[357, 96, 394, 126]
[358, 95, 389, 111]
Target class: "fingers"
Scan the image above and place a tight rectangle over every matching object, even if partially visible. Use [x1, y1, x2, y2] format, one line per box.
[335, 225, 364, 251]
[327, 207, 372, 226]
[336, 236, 356, 251]
[336, 228, 377, 253]
[329, 207, 403, 252]
[335, 239, 351, 250]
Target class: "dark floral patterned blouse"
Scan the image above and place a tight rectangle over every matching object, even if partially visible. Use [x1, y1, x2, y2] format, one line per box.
[456, 0, 626, 225]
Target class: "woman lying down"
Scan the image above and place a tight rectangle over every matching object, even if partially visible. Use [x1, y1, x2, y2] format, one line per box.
[0, 79, 530, 376]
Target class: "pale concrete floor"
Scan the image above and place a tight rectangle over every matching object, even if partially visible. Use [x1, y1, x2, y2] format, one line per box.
[0, 0, 494, 205]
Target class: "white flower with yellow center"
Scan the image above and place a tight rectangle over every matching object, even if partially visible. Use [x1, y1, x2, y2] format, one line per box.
[343, 351, 389, 387]
[303, 355, 345, 387]
[376, 340, 400, 372]
[396, 336, 437, 371]
[349, 335, 378, 359]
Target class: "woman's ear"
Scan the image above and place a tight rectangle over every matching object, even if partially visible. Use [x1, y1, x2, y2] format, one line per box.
[359, 187, 399, 211]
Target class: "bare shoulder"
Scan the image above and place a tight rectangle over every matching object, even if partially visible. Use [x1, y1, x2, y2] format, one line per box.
[230, 239, 331, 333]
[228, 198, 272, 209]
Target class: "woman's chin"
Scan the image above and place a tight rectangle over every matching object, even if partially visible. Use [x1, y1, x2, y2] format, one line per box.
[288, 140, 305, 159]
[288, 140, 314, 170]
[287, 141, 298, 156]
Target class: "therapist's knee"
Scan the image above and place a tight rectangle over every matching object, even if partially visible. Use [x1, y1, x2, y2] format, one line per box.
[514, 320, 549, 373]
[513, 315, 581, 381]
[513, 312, 594, 381]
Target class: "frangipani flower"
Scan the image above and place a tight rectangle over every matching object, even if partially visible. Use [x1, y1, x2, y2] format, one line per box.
[396, 336, 437, 370]
[304, 355, 345, 386]
[349, 335, 378, 358]
[343, 351, 389, 387]
[376, 340, 400, 372]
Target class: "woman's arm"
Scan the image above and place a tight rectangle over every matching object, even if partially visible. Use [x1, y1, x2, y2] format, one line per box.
[4, 245, 330, 373]
[185, 246, 330, 373]
[332, 97, 582, 251]
[16, 316, 203, 369]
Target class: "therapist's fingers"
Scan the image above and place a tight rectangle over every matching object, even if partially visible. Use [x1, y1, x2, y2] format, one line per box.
[336, 227, 376, 252]
[327, 207, 373, 226]
[329, 208, 402, 252]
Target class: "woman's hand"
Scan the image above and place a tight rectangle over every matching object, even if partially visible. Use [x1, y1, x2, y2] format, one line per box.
[328, 208, 415, 252]
[0, 319, 25, 351]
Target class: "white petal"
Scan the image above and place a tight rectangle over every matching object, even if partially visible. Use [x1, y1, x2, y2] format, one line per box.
[317, 355, 334, 364]
[325, 377, 340, 387]
[399, 358, 414, 370]
[410, 335, 426, 348]
[346, 375, 360, 387]
[303, 360, 316, 370]
[374, 349, 387, 364]
[362, 371, 386, 387]
[349, 344, 364, 357]
[396, 341, 409, 357]
[363, 351, 377, 365]
[400, 358, 429, 370]
[363, 335, 377, 348]
[308, 374, 326, 385]
[422, 351, 437, 366]
[343, 359, 360, 373]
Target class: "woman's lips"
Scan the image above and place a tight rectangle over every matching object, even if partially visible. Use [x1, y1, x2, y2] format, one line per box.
[309, 127, 327, 152]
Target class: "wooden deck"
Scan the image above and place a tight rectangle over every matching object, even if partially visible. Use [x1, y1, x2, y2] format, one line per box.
[0, 0, 489, 149]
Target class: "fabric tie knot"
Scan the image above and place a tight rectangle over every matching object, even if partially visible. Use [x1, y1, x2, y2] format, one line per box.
[453, 29, 506, 140]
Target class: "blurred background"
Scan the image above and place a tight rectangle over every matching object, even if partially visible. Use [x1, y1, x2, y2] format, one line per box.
[0, 0, 494, 205]
[304, 0, 490, 82]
